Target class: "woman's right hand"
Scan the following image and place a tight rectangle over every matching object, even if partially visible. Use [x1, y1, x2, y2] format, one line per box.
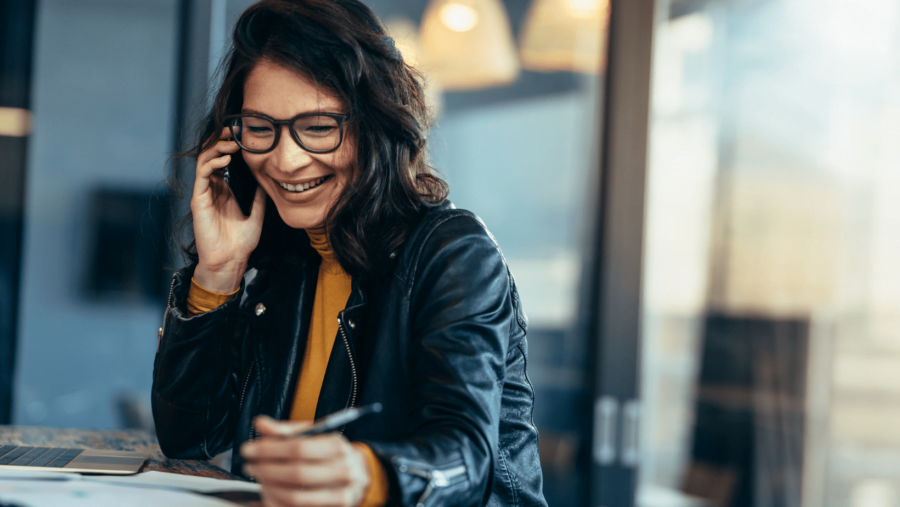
[191, 127, 267, 293]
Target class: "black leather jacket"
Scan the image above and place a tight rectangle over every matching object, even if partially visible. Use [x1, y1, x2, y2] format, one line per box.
[152, 202, 546, 506]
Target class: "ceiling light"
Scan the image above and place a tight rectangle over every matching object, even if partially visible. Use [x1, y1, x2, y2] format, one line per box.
[440, 3, 479, 32]
[419, 0, 519, 90]
[0, 107, 31, 137]
[519, 0, 609, 74]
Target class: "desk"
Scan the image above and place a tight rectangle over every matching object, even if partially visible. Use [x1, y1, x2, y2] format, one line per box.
[0, 425, 259, 506]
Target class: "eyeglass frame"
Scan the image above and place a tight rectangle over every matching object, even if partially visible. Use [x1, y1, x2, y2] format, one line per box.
[223, 112, 351, 154]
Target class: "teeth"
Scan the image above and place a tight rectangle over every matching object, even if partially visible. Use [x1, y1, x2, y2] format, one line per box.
[280, 176, 327, 193]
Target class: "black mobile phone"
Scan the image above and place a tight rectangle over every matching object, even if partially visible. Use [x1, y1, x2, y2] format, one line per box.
[223, 150, 258, 217]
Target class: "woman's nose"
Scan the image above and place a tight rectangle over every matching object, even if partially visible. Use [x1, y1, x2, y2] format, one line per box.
[271, 125, 313, 170]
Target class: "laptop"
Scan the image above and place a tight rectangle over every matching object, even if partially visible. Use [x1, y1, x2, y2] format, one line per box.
[0, 445, 148, 474]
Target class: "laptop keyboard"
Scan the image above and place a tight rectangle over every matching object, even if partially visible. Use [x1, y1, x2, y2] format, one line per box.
[0, 445, 83, 467]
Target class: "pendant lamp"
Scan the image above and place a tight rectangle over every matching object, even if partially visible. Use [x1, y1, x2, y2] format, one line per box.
[519, 0, 609, 74]
[385, 17, 445, 116]
[0, 107, 31, 137]
[418, 0, 519, 90]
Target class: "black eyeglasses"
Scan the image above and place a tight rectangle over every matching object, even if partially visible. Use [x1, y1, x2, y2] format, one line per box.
[224, 112, 350, 154]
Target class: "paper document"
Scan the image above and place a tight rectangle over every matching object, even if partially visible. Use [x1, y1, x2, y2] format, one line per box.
[0, 480, 237, 507]
[85, 470, 261, 493]
[0, 468, 75, 481]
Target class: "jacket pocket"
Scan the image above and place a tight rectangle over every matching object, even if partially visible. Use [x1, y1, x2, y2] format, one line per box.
[392, 456, 468, 507]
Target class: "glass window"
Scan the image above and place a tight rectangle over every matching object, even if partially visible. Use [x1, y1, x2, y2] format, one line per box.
[641, 1, 900, 506]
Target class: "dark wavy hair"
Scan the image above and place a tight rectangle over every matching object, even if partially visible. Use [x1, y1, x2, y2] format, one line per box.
[175, 0, 448, 280]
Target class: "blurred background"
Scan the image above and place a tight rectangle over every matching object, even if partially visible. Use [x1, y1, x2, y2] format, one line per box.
[2, 0, 900, 506]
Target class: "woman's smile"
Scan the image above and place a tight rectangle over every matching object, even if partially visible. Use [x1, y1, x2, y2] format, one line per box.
[275, 174, 333, 194]
[263, 170, 340, 209]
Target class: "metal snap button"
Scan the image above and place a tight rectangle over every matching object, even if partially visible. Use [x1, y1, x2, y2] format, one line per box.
[348, 319, 355, 329]
[255, 303, 266, 316]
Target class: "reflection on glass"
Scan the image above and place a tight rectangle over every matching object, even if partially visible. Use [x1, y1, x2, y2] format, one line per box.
[641, 1, 900, 506]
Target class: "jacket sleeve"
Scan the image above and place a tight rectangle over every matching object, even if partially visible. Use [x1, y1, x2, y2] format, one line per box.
[151, 264, 244, 459]
[363, 214, 515, 507]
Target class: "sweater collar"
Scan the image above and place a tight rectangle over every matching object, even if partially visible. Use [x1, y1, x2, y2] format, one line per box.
[304, 226, 334, 262]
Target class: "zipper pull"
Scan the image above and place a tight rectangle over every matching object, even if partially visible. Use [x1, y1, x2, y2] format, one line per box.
[431, 469, 451, 487]
[395, 460, 440, 507]
[416, 479, 436, 507]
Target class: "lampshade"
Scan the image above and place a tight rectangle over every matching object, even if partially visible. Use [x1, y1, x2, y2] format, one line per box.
[385, 17, 445, 117]
[418, 0, 519, 90]
[0, 107, 31, 137]
[519, 0, 609, 74]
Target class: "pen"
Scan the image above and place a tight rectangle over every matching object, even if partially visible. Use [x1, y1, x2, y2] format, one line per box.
[289, 403, 383, 438]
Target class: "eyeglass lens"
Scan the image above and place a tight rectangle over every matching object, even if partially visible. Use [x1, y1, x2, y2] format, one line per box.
[231, 115, 342, 152]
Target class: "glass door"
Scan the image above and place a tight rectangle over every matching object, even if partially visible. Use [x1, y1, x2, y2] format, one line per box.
[640, 1, 900, 506]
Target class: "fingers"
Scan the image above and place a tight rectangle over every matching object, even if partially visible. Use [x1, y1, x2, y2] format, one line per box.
[245, 460, 352, 488]
[242, 433, 350, 462]
[254, 415, 313, 437]
[193, 128, 240, 198]
[198, 127, 238, 165]
[243, 429, 369, 507]
[197, 128, 240, 169]
[194, 145, 237, 189]
[192, 151, 233, 201]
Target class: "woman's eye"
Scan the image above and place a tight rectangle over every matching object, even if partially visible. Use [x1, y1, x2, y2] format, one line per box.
[247, 126, 273, 134]
[304, 126, 335, 136]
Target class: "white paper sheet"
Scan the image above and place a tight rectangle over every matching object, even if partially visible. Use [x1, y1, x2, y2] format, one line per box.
[0, 468, 76, 481]
[85, 470, 261, 493]
[0, 480, 237, 507]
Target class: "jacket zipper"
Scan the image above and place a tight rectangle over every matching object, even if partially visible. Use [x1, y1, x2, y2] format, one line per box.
[393, 457, 467, 507]
[238, 361, 256, 441]
[160, 276, 177, 335]
[239, 360, 259, 483]
[238, 361, 254, 413]
[337, 314, 358, 410]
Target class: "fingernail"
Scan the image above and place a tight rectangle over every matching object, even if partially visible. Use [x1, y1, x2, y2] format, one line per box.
[241, 443, 257, 457]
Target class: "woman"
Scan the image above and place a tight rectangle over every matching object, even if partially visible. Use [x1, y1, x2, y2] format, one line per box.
[152, 1, 546, 506]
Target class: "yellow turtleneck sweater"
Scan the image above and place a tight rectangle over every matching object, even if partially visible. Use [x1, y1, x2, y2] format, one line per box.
[185, 229, 387, 506]
[290, 227, 352, 421]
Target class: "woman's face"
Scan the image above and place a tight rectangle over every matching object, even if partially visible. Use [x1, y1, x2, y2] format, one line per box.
[240, 60, 355, 230]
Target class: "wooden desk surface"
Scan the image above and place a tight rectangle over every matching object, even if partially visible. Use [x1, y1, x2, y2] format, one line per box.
[0, 425, 259, 506]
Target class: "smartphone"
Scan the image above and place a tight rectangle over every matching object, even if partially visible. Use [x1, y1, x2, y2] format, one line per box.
[223, 149, 258, 217]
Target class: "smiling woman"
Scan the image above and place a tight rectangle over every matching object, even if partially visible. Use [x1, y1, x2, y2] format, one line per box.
[152, 1, 547, 507]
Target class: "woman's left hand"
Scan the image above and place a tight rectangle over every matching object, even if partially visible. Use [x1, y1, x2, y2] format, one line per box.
[241, 416, 372, 507]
